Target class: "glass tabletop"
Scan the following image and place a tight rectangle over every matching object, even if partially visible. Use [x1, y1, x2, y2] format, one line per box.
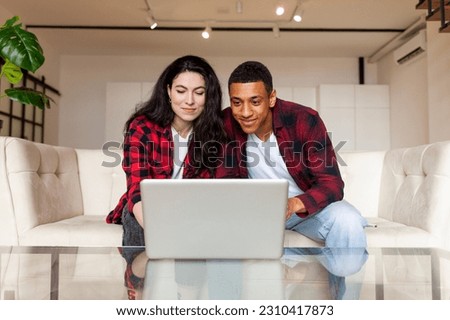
[1, 246, 449, 300]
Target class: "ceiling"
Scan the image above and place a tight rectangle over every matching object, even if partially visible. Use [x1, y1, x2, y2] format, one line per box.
[0, 0, 425, 58]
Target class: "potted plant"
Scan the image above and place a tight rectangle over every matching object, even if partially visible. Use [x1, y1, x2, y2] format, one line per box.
[0, 16, 51, 110]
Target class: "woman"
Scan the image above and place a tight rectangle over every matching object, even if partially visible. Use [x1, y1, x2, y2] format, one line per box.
[107, 55, 227, 246]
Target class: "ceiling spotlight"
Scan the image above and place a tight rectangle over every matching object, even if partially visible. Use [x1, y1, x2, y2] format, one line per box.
[293, 1, 303, 22]
[293, 10, 303, 22]
[145, 1, 157, 29]
[276, 5, 285, 16]
[202, 25, 212, 39]
[146, 14, 157, 29]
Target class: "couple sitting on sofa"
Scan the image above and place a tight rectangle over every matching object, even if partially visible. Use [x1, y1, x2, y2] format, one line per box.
[106, 55, 368, 248]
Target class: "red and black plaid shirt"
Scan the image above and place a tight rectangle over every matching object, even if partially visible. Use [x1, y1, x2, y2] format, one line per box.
[222, 98, 344, 216]
[106, 115, 214, 224]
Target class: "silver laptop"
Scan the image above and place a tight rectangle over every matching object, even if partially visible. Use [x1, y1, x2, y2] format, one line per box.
[140, 179, 288, 260]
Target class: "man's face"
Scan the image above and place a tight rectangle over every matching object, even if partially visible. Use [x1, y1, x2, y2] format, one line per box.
[229, 81, 276, 141]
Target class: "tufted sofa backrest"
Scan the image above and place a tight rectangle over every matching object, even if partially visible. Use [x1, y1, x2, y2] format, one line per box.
[0, 137, 83, 242]
[339, 151, 386, 218]
[378, 141, 450, 241]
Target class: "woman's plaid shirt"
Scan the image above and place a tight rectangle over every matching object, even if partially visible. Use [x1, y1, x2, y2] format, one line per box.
[106, 115, 214, 224]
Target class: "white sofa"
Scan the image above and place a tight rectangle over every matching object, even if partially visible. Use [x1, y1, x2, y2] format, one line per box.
[0, 137, 123, 247]
[1, 136, 450, 250]
[287, 140, 450, 249]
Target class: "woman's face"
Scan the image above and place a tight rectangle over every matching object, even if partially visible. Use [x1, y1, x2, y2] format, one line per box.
[167, 71, 206, 128]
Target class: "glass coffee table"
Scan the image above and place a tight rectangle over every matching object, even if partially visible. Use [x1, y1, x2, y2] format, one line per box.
[1, 246, 449, 300]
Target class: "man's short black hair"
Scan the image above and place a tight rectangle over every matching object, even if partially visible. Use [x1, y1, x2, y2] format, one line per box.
[228, 61, 273, 94]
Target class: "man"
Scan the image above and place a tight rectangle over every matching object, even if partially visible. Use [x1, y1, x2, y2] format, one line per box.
[223, 61, 367, 247]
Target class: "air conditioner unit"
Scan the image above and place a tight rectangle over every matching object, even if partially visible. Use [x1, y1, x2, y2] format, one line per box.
[394, 29, 427, 65]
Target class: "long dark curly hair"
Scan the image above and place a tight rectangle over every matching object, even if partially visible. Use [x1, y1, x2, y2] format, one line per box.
[125, 55, 227, 173]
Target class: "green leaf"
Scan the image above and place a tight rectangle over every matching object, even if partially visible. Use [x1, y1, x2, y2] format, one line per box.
[5, 87, 53, 109]
[2, 16, 19, 28]
[1, 59, 23, 84]
[0, 17, 45, 72]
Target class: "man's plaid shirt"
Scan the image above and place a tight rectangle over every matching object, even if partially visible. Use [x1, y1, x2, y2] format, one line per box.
[221, 98, 345, 217]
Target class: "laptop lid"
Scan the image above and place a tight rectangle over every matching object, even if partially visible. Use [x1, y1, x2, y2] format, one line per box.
[140, 179, 288, 259]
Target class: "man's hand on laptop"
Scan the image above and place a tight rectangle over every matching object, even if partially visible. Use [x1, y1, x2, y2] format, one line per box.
[285, 197, 306, 220]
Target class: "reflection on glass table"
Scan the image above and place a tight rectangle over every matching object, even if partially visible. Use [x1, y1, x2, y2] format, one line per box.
[132, 247, 367, 300]
[1, 246, 450, 300]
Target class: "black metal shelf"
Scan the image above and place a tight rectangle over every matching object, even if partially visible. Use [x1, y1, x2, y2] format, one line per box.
[416, 0, 450, 33]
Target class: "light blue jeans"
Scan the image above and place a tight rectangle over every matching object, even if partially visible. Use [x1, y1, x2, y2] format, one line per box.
[282, 247, 368, 299]
[285, 200, 368, 247]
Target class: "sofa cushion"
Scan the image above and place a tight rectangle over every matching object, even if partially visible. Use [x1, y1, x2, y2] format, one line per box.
[19, 215, 123, 247]
[364, 217, 441, 248]
[339, 151, 385, 218]
[76, 149, 126, 216]
[283, 230, 323, 247]
[284, 218, 441, 248]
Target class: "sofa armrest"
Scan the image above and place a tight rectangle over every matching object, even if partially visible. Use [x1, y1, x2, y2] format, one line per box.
[0, 137, 83, 245]
[0, 138, 19, 245]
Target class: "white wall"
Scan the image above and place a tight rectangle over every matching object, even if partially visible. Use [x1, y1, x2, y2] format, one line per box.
[59, 56, 363, 149]
[377, 21, 450, 148]
[37, 40, 60, 146]
[377, 47, 429, 149]
[426, 21, 450, 143]
[318, 84, 390, 151]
